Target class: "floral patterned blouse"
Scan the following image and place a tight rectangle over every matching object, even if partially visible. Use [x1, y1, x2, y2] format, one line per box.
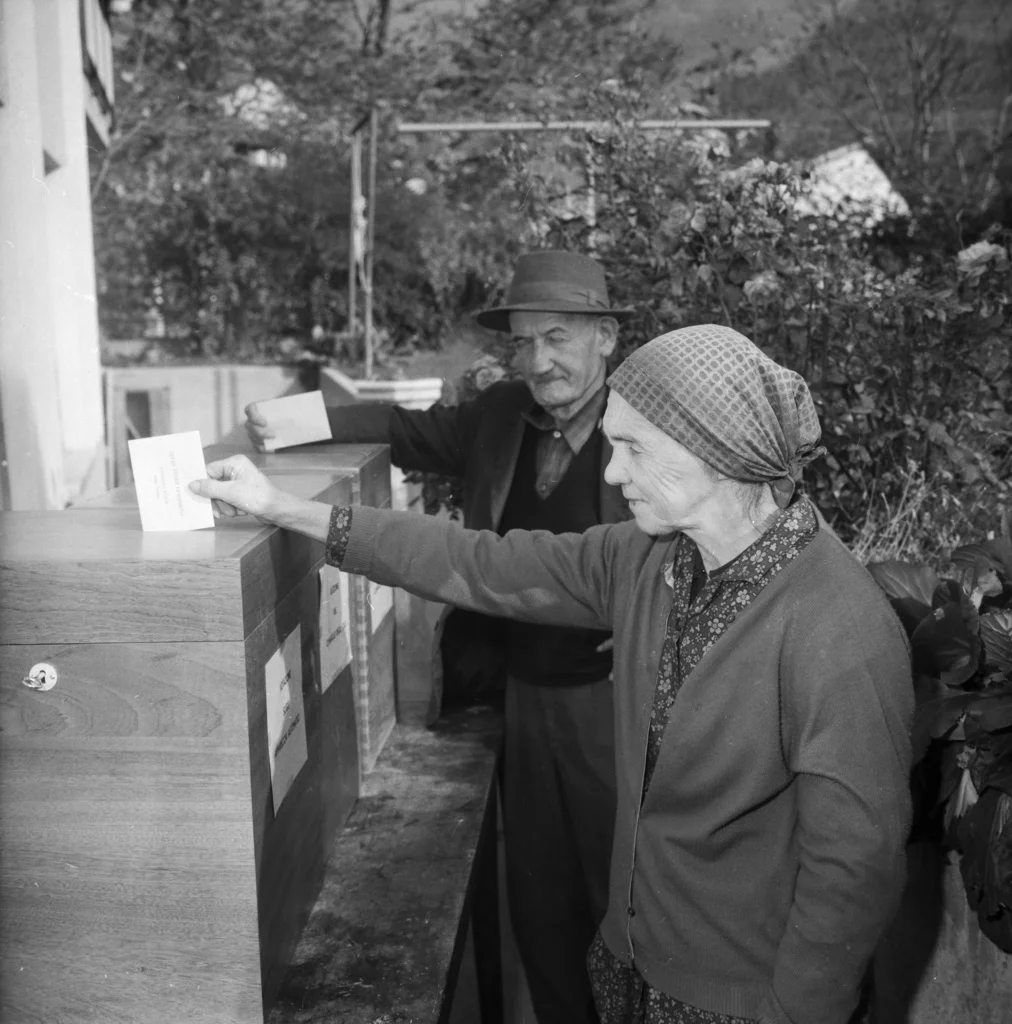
[591, 497, 819, 1024]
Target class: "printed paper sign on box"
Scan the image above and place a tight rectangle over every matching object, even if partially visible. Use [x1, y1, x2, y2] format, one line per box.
[319, 565, 352, 692]
[265, 625, 309, 814]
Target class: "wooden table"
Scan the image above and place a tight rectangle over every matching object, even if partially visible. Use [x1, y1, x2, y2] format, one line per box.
[270, 707, 504, 1024]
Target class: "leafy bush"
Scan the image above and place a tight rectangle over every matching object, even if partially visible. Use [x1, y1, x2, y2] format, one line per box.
[497, 121, 1011, 555]
[869, 542, 1012, 952]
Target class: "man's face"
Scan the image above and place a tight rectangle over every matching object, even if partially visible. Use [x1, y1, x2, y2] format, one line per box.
[603, 392, 721, 536]
[508, 311, 617, 415]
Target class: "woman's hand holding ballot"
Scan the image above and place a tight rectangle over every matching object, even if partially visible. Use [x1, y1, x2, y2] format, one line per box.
[190, 455, 279, 519]
[189, 455, 333, 543]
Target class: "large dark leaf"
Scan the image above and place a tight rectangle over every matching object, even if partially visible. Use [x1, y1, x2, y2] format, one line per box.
[913, 672, 947, 706]
[911, 691, 980, 763]
[951, 542, 1012, 587]
[949, 562, 1004, 608]
[867, 560, 938, 634]
[965, 693, 1012, 734]
[981, 610, 1012, 672]
[932, 578, 968, 610]
[979, 732, 1012, 796]
[912, 599, 982, 686]
[957, 790, 1012, 954]
[868, 560, 940, 604]
[891, 596, 933, 635]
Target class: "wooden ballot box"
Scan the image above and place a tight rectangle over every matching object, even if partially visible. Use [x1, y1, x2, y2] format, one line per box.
[204, 443, 396, 774]
[0, 472, 359, 1024]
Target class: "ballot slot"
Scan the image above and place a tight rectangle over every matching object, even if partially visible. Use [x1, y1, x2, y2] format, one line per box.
[0, 470, 358, 1024]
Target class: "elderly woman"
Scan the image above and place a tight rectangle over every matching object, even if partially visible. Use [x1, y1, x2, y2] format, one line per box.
[192, 325, 913, 1024]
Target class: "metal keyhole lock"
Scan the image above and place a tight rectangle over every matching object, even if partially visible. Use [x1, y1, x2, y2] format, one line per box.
[22, 663, 58, 692]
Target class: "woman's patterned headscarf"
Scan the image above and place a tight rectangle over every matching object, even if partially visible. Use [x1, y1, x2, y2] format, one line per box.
[607, 324, 825, 508]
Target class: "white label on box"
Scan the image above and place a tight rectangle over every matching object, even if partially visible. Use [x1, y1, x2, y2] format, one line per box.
[256, 391, 333, 451]
[368, 580, 394, 633]
[265, 625, 308, 815]
[127, 430, 215, 532]
[319, 565, 352, 692]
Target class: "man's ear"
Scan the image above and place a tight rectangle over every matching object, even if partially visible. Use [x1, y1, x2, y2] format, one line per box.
[596, 316, 619, 358]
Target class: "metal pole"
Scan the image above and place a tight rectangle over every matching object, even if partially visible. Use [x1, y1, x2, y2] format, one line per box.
[348, 132, 361, 343]
[396, 118, 772, 134]
[584, 139, 597, 249]
[364, 107, 378, 379]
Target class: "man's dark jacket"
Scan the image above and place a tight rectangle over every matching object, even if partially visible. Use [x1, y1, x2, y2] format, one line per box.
[326, 380, 630, 711]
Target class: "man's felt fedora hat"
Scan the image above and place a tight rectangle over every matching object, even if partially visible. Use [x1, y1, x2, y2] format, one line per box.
[475, 250, 635, 333]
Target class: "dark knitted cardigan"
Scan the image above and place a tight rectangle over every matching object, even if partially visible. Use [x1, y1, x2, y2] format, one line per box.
[334, 506, 914, 1024]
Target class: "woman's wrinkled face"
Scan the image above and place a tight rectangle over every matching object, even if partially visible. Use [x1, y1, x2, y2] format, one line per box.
[603, 392, 720, 536]
[507, 311, 617, 414]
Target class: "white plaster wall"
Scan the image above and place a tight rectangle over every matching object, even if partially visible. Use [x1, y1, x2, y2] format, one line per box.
[104, 364, 301, 446]
[37, 0, 107, 502]
[0, 0, 67, 509]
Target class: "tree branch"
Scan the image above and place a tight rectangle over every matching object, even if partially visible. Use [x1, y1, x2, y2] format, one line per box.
[91, 118, 149, 197]
[825, 0, 903, 161]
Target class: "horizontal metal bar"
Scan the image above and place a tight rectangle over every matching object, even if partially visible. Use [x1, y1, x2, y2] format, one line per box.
[396, 118, 773, 134]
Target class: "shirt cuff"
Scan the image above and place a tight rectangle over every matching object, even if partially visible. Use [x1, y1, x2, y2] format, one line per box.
[326, 505, 354, 566]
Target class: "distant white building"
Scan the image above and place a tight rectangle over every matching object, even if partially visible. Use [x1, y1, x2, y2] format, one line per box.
[0, 0, 115, 509]
[220, 78, 299, 170]
[796, 143, 910, 227]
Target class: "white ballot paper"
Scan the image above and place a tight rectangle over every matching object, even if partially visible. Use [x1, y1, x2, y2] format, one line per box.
[265, 625, 309, 815]
[368, 579, 394, 633]
[127, 430, 215, 532]
[257, 391, 332, 451]
[319, 565, 352, 692]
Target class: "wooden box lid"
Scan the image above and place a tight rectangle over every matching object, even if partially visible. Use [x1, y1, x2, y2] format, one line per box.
[0, 473, 352, 646]
[203, 443, 392, 509]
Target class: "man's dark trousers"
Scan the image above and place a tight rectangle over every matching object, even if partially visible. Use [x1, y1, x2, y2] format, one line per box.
[503, 675, 615, 1024]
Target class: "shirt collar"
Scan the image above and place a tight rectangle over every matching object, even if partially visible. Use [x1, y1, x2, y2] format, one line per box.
[663, 498, 819, 589]
[522, 384, 608, 454]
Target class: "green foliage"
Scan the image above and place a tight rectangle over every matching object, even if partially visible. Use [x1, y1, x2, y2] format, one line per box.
[94, 0, 687, 358]
[869, 542, 1012, 952]
[497, 120, 1011, 554]
[93, 0, 526, 354]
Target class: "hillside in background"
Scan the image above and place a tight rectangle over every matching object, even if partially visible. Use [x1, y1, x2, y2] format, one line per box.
[385, 0, 1010, 241]
[393, 0, 835, 76]
[714, 0, 1011, 165]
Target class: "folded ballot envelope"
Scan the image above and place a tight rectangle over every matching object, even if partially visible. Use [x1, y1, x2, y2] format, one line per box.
[127, 429, 215, 531]
[255, 391, 333, 452]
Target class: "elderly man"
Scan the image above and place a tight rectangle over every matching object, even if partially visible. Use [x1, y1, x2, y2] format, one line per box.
[197, 324, 913, 1024]
[246, 251, 634, 1024]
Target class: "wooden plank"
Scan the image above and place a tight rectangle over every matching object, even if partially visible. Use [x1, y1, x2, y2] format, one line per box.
[109, 382, 130, 488]
[243, 572, 359, 1006]
[0, 476, 352, 645]
[0, 640, 262, 1024]
[0, 546, 244, 644]
[237, 476, 353, 640]
[320, 663, 360, 847]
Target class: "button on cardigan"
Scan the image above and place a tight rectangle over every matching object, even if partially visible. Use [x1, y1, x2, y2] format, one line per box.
[330, 502, 914, 1024]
